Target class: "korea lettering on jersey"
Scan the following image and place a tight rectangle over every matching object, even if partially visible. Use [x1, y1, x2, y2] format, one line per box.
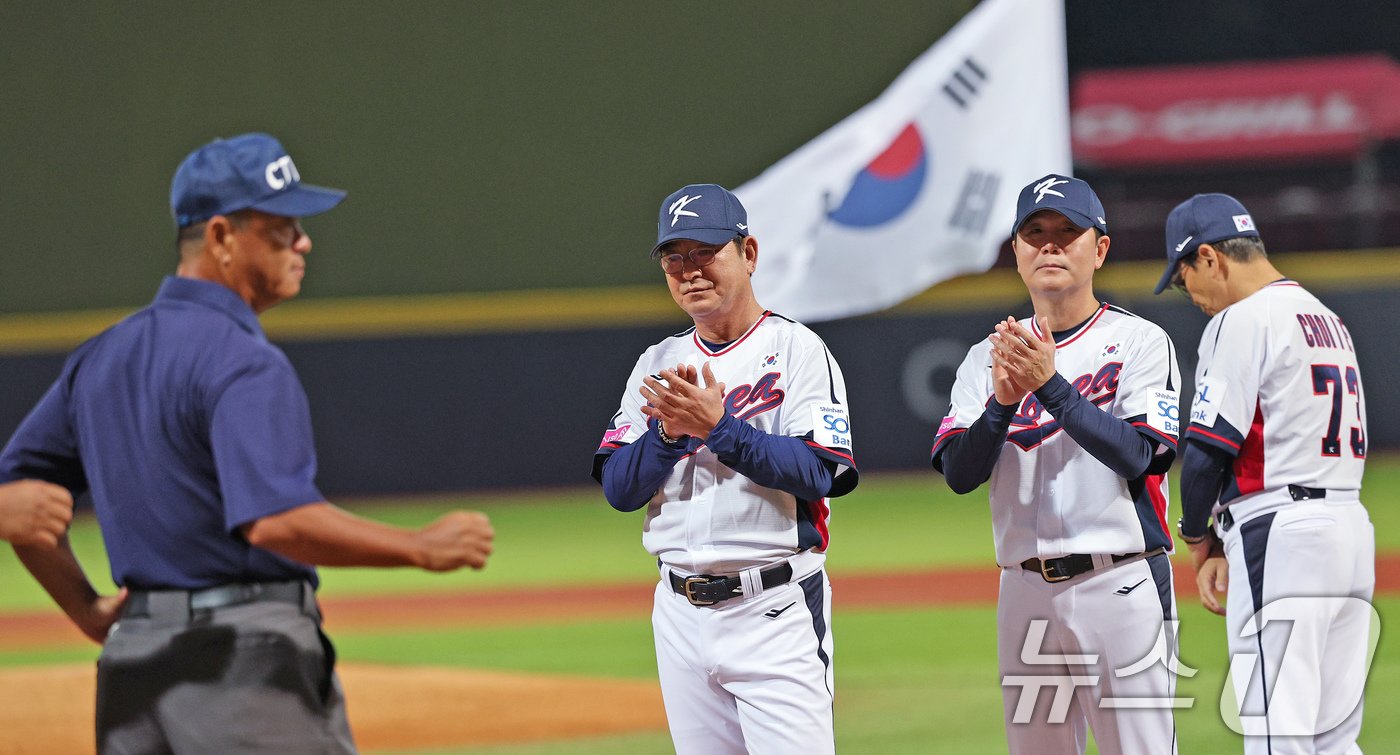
[932, 305, 1182, 565]
[1187, 281, 1366, 513]
[596, 312, 857, 573]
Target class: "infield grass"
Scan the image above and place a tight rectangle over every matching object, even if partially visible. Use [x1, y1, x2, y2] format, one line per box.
[3, 455, 1399, 610]
[0, 626, 1393, 755]
[2, 457, 1398, 753]
[351, 598, 1400, 754]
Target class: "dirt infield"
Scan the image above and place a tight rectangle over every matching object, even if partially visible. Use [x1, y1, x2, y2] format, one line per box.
[5, 558, 1398, 648]
[1, 557, 1397, 753]
[0, 662, 666, 754]
[0, 563, 1012, 650]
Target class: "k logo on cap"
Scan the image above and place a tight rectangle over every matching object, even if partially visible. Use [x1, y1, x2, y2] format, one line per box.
[1033, 177, 1070, 204]
[1012, 173, 1108, 239]
[669, 194, 703, 227]
[651, 184, 750, 257]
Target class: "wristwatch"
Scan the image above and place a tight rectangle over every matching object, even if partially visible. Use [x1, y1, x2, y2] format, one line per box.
[1176, 517, 1210, 545]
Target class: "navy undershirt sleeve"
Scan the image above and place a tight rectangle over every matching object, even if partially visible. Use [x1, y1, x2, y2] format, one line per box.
[932, 400, 1015, 494]
[704, 414, 836, 501]
[598, 421, 690, 512]
[1178, 439, 1233, 538]
[1034, 374, 1156, 480]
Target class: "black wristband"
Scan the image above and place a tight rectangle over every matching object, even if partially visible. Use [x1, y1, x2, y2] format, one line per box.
[1177, 517, 1211, 544]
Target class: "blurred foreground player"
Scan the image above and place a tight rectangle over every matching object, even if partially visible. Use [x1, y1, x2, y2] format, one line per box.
[1, 133, 494, 753]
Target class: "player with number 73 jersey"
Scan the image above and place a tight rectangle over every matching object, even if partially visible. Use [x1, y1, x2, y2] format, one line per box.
[1187, 281, 1367, 510]
[1160, 192, 1373, 753]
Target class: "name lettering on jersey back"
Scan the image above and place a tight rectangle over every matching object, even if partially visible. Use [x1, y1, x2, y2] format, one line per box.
[1008, 362, 1122, 449]
[1294, 313, 1356, 352]
[725, 371, 786, 421]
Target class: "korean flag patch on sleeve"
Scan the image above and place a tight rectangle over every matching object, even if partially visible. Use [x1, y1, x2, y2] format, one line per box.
[810, 404, 852, 450]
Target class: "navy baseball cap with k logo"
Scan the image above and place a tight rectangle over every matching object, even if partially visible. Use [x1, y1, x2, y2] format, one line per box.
[1153, 193, 1261, 294]
[170, 133, 347, 228]
[1012, 173, 1108, 239]
[651, 184, 749, 257]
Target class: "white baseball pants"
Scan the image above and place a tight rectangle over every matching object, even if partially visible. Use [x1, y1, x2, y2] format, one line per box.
[652, 569, 834, 755]
[998, 552, 1179, 755]
[1222, 497, 1374, 755]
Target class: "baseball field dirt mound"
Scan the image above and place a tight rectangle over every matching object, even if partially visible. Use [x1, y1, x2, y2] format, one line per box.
[0, 662, 665, 754]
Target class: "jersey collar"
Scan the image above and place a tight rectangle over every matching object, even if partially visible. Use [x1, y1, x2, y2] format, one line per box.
[155, 276, 264, 338]
[692, 311, 770, 356]
[1029, 302, 1108, 348]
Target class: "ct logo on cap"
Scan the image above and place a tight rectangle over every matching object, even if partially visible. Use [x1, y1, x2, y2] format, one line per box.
[669, 194, 701, 227]
[264, 155, 301, 191]
[1033, 177, 1069, 204]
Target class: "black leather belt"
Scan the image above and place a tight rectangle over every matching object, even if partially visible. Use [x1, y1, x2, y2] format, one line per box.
[1020, 552, 1149, 584]
[1218, 486, 1327, 533]
[123, 581, 307, 618]
[1288, 484, 1326, 501]
[668, 562, 794, 606]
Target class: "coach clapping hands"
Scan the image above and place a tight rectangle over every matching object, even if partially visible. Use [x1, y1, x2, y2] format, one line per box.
[640, 363, 727, 441]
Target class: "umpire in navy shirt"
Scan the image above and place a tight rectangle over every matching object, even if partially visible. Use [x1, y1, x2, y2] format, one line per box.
[1, 133, 495, 753]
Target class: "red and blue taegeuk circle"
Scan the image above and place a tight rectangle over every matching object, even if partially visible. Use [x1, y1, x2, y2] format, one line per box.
[828, 123, 929, 227]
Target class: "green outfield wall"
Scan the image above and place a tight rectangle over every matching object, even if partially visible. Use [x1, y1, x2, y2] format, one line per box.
[0, 1, 974, 314]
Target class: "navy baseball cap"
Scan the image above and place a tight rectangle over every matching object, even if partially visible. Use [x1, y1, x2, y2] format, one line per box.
[651, 184, 749, 257]
[170, 133, 346, 228]
[1012, 173, 1108, 239]
[1153, 193, 1261, 294]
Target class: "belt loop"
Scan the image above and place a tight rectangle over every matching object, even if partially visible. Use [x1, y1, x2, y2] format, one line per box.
[297, 581, 316, 619]
[1217, 508, 1235, 532]
[738, 567, 764, 599]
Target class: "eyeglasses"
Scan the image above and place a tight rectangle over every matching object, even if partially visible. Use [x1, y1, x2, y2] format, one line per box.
[1170, 253, 1198, 295]
[231, 212, 306, 249]
[657, 237, 740, 275]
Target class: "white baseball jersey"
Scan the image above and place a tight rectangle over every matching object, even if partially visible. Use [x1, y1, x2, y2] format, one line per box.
[934, 304, 1182, 565]
[1187, 280, 1367, 516]
[596, 311, 857, 575]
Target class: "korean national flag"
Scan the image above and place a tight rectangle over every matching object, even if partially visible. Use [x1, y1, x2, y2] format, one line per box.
[739, 0, 1070, 323]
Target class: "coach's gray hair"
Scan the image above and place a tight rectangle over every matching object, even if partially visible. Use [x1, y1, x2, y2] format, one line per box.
[1212, 236, 1267, 261]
